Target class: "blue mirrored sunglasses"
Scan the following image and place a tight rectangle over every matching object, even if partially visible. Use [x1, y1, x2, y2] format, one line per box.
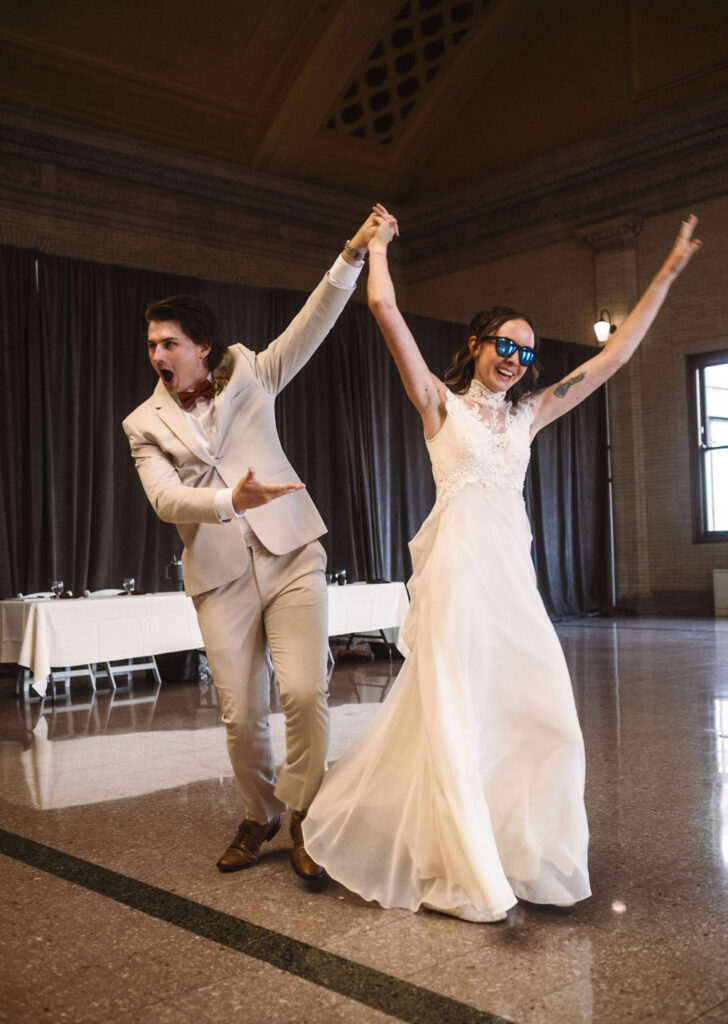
[481, 335, 535, 367]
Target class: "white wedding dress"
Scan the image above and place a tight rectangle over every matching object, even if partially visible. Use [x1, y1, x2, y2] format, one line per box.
[304, 380, 591, 921]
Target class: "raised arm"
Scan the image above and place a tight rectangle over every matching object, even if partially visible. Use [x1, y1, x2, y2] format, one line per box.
[530, 215, 702, 435]
[256, 209, 383, 394]
[367, 204, 445, 437]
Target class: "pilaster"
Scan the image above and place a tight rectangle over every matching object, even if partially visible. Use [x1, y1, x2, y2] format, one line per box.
[578, 215, 652, 611]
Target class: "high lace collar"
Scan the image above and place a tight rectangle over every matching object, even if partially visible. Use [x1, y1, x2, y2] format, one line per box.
[466, 378, 506, 403]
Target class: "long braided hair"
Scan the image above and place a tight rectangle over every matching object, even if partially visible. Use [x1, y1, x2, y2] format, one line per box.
[443, 306, 540, 406]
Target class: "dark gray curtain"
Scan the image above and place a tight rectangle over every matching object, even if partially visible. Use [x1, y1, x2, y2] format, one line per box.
[526, 340, 609, 616]
[0, 244, 608, 615]
[1, 247, 48, 592]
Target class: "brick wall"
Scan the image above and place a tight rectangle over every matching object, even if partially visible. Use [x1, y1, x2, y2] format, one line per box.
[634, 199, 728, 611]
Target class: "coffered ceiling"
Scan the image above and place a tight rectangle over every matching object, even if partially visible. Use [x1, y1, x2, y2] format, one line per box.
[1, 0, 727, 204]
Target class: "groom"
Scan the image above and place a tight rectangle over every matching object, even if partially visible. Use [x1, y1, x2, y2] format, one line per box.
[123, 210, 377, 879]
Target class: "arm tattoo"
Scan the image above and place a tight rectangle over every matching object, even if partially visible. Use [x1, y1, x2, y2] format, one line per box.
[554, 372, 585, 398]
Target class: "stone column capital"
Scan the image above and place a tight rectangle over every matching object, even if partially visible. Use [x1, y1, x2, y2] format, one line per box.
[576, 215, 643, 254]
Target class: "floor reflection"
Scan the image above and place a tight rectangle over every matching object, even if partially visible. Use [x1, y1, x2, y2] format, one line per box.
[2, 618, 728, 879]
[715, 696, 728, 870]
[2, 619, 728, 1024]
[0, 658, 395, 810]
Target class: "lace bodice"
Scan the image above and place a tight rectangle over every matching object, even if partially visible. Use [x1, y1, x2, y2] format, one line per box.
[426, 382, 535, 507]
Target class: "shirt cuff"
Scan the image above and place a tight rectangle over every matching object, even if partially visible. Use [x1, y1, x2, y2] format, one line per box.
[327, 254, 363, 290]
[215, 488, 245, 523]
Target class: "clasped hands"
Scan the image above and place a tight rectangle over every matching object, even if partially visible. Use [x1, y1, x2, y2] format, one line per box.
[370, 202, 399, 251]
[343, 203, 400, 264]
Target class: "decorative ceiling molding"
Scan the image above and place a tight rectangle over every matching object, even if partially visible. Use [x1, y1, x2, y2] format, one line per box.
[1, 0, 724, 206]
[406, 87, 728, 224]
[576, 216, 643, 254]
[0, 107, 376, 289]
[402, 87, 728, 280]
[0, 105, 368, 228]
[0, 86, 726, 287]
[0, 223, 50, 251]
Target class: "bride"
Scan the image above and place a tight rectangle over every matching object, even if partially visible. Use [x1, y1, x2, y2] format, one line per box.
[303, 205, 701, 922]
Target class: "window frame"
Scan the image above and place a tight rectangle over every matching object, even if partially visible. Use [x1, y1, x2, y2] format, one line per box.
[687, 348, 728, 544]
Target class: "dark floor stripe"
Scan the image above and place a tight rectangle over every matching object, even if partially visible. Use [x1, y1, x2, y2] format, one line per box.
[1, 828, 514, 1024]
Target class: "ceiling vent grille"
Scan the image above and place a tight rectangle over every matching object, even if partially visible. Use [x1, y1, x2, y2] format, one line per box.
[325, 0, 490, 146]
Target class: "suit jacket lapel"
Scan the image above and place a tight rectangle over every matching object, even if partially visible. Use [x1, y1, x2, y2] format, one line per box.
[152, 380, 216, 467]
[214, 348, 247, 441]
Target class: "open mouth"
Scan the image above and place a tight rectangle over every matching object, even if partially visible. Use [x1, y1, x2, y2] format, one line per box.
[160, 369, 174, 384]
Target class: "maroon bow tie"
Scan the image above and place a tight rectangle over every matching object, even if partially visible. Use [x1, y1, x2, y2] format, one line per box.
[179, 379, 216, 410]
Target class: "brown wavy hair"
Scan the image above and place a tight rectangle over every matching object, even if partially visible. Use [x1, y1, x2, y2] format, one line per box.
[444, 306, 540, 406]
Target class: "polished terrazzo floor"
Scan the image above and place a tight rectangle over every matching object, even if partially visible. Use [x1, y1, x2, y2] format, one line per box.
[1, 618, 728, 1024]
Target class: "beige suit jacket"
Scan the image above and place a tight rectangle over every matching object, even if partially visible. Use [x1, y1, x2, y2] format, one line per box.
[123, 274, 352, 596]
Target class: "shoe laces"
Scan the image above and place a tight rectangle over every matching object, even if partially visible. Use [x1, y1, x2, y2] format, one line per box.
[236, 819, 262, 841]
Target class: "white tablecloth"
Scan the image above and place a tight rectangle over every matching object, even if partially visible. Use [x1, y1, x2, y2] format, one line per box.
[326, 581, 409, 637]
[1, 583, 409, 695]
[1, 593, 203, 691]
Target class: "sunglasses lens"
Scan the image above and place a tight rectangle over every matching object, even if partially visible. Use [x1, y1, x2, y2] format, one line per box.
[519, 348, 535, 366]
[495, 339, 516, 357]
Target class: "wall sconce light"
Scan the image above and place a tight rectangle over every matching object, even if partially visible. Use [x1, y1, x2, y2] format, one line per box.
[594, 309, 617, 344]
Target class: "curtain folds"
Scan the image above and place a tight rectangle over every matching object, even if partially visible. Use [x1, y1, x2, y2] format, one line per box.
[526, 339, 609, 616]
[0, 244, 608, 616]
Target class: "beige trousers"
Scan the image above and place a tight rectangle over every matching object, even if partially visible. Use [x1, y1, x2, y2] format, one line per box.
[192, 525, 329, 824]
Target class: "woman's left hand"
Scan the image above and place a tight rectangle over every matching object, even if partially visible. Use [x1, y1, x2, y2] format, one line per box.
[662, 214, 702, 279]
[370, 203, 399, 248]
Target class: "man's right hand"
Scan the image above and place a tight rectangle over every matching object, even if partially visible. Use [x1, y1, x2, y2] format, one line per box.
[343, 207, 384, 264]
[232, 467, 305, 514]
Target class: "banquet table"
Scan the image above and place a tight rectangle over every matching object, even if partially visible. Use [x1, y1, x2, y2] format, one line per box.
[326, 581, 409, 639]
[1, 583, 409, 697]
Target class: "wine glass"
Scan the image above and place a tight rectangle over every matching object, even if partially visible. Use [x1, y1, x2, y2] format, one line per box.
[122, 577, 135, 595]
[51, 579, 64, 598]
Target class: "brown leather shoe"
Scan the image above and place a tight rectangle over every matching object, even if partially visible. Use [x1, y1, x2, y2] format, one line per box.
[216, 816, 281, 873]
[290, 810, 324, 881]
